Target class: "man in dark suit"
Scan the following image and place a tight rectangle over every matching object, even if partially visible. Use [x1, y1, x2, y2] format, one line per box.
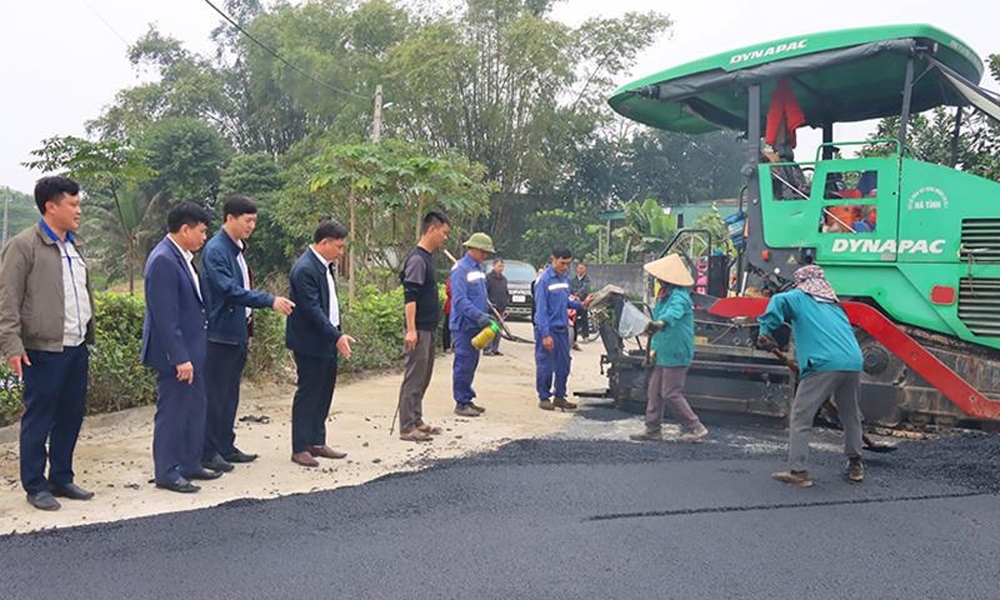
[200, 195, 294, 473]
[141, 202, 220, 493]
[285, 220, 355, 468]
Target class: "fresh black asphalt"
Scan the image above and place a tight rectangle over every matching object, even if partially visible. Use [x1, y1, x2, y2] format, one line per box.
[2, 408, 998, 600]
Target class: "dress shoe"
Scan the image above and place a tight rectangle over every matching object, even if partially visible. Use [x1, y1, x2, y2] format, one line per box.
[292, 451, 320, 467]
[156, 478, 201, 494]
[202, 453, 235, 473]
[49, 482, 95, 500]
[27, 490, 61, 511]
[223, 448, 259, 463]
[182, 468, 224, 481]
[309, 445, 347, 459]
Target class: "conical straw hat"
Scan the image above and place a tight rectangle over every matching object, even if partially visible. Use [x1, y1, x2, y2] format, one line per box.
[643, 253, 694, 287]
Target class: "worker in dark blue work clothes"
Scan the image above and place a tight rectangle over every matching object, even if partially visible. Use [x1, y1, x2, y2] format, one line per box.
[534, 247, 586, 411]
[449, 232, 496, 417]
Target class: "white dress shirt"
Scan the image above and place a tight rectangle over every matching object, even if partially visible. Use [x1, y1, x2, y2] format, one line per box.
[309, 246, 340, 328]
[235, 239, 252, 318]
[57, 238, 92, 347]
[168, 235, 202, 302]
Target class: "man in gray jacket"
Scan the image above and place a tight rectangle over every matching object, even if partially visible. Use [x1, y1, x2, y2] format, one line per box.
[0, 176, 95, 511]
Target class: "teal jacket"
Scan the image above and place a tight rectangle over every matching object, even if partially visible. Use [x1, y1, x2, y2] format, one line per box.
[758, 289, 863, 377]
[650, 287, 695, 367]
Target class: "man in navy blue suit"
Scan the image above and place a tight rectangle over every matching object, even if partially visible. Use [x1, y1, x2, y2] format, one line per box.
[285, 220, 355, 468]
[141, 202, 220, 493]
[199, 195, 295, 474]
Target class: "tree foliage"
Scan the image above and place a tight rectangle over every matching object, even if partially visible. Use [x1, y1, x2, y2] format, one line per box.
[17, 0, 756, 289]
[614, 198, 678, 263]
[23, 137, 159, 293]
[692, 204, 734, 256]
[137, 116, 233, 204]
[218, 152, 290, 278]
[385, 2, 671, 239]
[103, 1, 669, 244]
[293, 139, 493, 303]
[0, 187, 41, 243]
[862, 55, 1000, 183]
[88, 26, 231, 141]
[521, 208, 598, 267]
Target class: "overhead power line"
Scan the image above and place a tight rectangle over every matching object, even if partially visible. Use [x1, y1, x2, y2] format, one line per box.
[200, 0, 370, 101]
[81, 0, 131, 47]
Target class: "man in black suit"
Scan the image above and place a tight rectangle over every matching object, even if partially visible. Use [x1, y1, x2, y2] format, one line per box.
[285, 221, 355, 468]
[141, 202, 221, 493]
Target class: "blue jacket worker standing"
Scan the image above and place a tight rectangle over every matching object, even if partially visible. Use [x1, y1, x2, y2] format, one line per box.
[449, 233, 496, 417]
[629, 254, 708, 443]
[758, 264, 865, 488]
[534, 248, 584, 411]
[200, 195, 294, 473]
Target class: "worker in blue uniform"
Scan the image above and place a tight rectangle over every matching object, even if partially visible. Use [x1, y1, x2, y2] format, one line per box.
[449, 233, 496, 417]
[534, 247, 585, 411]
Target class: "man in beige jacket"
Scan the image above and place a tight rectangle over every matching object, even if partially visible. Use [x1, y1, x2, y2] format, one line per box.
[0, 176, 96, 511]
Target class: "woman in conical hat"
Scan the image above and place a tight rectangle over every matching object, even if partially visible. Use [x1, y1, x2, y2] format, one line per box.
[629, 254, 708, 443]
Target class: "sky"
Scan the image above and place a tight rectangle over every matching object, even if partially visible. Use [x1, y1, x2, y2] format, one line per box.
[1, 0, 997, 194]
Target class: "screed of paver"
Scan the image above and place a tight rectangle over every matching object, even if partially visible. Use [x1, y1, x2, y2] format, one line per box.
[0, 322, 609, 533]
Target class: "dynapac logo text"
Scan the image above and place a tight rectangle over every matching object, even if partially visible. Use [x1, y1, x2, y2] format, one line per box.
[831, 239, 946, 255]
[729, 40, 807, 64]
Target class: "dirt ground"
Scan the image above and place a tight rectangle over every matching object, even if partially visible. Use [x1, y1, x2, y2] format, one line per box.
[0, 322, 611, 533]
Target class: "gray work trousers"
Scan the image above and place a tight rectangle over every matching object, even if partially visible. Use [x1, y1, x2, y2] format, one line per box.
[789, 370, 863, 471]
[645, 366, 702, 433]
[398, 330, 436, 433]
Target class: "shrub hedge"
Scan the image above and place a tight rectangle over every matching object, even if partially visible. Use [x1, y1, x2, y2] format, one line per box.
[339, 284, 405, 375]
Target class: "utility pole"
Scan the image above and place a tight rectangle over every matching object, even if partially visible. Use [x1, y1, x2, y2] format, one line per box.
[371, 84, 383, 143]
[346, 84, 386, 306]
[1, 191, 9, 249]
